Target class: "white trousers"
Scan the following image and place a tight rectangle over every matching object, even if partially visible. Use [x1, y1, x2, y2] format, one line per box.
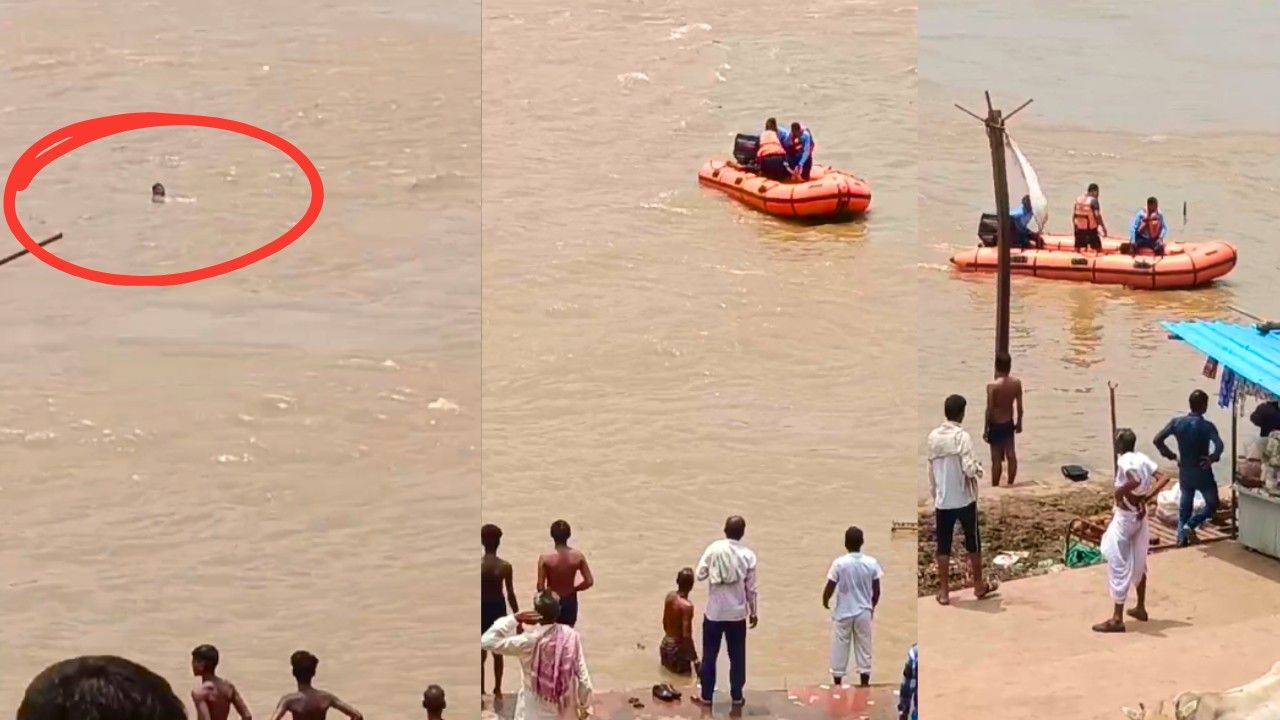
[830, 611, 874, 678]
[1101, 510, 1149, 604]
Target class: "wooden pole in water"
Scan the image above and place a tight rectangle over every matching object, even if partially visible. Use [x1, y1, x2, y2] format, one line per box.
[958, 94, 1033, 367]
[0, 233, 62, 269]
[1109, 381, 1119, 475]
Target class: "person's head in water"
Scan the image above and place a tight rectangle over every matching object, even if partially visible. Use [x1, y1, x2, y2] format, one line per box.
[1189, 389, 1209, 415]
[844, 526, 864, 553]
[191, 645, 219, 677]
[995, 352, 1012, 376]
[422, 685, 446, 718]
[1115, 427, 1138, 455]
[724, 515, 746, 541]
[290, 651, 319, 685]
[944, 394, 967, 423]
[764, 117, 778, 132]
[790, 121, 802, 137]
[482, 523, 502, 554]
[1021, 195, 1032, 212]
[533, 590, 561, 624]
[676, 567, 694, 594]
[17, 655, 187, 720]
[152, 183, 165, 199]
[550, 519, 571, 546]
[1147, 196, 1159, 213]
[1087, 182, 1099, 198]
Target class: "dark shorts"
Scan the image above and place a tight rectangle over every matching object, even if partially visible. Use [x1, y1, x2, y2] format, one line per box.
[557, 595, 579, 627]
[987, 421, 1015, 447]
[482, 597, 507, 633]
[1074, 228, 1102, 251]
[759, 155, 790, 182]
[936, 502, 980, 556]
[660, 637, 697, 675]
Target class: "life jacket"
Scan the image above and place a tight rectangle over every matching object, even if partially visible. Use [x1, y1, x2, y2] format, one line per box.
[1072, 195, 1099, 230]
[787, 126, 814, 159]
[1140, 212, 1163, 241]
[756, 130, 786, 159]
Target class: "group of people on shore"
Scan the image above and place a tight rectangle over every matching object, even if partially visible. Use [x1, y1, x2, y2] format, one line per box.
[481, 517, 906, 718]
[13, 649, 447, 720]
[1004, 183, 1170, 256]
[927, 348, 1241, 637]
[753, 117, 816, 182]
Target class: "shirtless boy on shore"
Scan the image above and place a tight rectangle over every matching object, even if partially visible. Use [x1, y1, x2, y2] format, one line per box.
[269, 652, 363, 720]
[537, 519, 594, 627]
[984, 352, 1024, 486]
[191, 645, 252, 720]
[660, 568, 699, 676]
[481, 523, 519, 697]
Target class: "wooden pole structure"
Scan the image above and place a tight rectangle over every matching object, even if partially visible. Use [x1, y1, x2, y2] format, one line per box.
[1109, 381, 1119, 475]
[0, 233, 62, 269]
[957, 94, 1033, 368]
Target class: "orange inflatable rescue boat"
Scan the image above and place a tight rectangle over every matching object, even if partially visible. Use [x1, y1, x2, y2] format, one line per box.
[698, 133, 870, 221]
[950, 228, 1237, 290]
[698, 161, 871, 221]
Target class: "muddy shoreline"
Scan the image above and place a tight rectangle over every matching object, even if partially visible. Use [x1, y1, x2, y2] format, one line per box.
[917, 483, 1114, 597]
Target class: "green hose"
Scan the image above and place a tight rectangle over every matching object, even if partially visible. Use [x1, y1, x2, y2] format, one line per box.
[1065, 542, 1104, 568]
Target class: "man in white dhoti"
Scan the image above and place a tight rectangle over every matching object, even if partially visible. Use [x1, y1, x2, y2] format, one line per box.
[481, 591, 593, 719]
[1093, 428, 1171, 634]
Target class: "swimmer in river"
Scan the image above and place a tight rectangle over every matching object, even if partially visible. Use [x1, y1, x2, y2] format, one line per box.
[268, 652, 362, 720]
[191, 645, 253, 720]
[152, 182, 195, 203]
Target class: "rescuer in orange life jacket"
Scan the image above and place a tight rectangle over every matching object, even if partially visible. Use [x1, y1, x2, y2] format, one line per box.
[755, 118, 793, 182]
[1129, 196, 1168, 256]
[1071, 183, 1108, 253]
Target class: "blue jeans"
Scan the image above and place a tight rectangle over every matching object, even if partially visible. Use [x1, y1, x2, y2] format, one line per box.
[1179, 469, 1219, 531]
[1133, 237, 1165, 255]
[700, 618, 747, 702]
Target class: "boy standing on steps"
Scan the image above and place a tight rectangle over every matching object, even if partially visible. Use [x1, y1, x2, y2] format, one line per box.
[823, 526, 882, 687]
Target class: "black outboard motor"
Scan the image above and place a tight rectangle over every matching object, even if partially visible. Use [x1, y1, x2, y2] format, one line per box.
[733, 133, 760, 169]
[977, 213, 999, 247]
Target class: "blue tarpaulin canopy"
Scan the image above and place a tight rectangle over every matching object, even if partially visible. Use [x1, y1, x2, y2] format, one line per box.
[1162, 320, 1280, 399]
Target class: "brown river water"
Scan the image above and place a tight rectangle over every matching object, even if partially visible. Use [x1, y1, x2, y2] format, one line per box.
[1, 0, 479, 714]
[483, 0, 917, 691]
[918, 0, 1280, 498]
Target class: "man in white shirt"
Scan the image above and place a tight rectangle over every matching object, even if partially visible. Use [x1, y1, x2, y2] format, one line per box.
[927, 394, 997, 605]
[822, 526, 882, 687]
[693, 515, 758, 708]
[1094, 428, 1171, 634]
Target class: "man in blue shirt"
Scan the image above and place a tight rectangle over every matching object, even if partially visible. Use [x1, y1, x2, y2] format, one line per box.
[1129, 195, 1168, 256]
[1009, 195, 1043, 250]
[1153, 389, 1224, 546]
[779, 122, 815, 181]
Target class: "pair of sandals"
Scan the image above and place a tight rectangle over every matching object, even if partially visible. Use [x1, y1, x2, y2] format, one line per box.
[651, 683, 683, 702]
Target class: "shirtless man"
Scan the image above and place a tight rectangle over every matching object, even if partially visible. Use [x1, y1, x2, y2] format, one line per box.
[660, 568, 699, 676]
[421, 685, 445, 720]
[153, 183, 167, 203]
[269, 652, 363, 720]
[984, 352, 1024, 486]
[191, 645, 251, 720]
[537, 519, 594, 627]
[481, 523, 519, 697]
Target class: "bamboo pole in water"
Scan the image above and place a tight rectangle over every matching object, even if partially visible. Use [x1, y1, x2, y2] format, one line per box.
[0, 233, 62, 268]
